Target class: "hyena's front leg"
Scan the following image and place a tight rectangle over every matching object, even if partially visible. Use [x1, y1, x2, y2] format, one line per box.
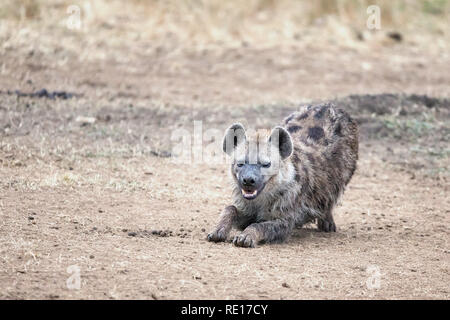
[233, 216, 295, 248]
[207, 205, 238, 243]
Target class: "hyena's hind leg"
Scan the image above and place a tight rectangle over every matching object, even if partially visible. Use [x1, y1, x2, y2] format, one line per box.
[317, 208, 337, 232]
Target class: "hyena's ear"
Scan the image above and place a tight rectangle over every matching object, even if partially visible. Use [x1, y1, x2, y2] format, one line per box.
[223, 123, 246, 156]
[269, 126, 293, 160]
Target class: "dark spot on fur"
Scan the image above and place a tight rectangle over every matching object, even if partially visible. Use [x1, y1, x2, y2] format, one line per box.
[287, 125, 302, 133]
[308, 126, 325, 141]
[297, 112, 308, 121]
[334, 123, 343, 137]
[284, 114, 294, 124]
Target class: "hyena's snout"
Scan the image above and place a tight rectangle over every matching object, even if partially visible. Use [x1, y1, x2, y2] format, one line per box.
[240, 166, 258, 186]
[238, 165, 265, 200]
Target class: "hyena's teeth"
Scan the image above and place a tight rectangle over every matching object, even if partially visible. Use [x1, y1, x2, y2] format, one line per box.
[242, 189, 257, 196]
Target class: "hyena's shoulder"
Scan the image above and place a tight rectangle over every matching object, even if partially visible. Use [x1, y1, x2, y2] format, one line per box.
[282, 102, 358, 151]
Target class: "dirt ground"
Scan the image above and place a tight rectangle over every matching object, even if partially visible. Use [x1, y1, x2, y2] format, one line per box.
[1, 28, 450, 299]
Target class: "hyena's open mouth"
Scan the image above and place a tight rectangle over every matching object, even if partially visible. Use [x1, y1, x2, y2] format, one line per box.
[241, 185, 265, 200]
[241, 188, 258, 199]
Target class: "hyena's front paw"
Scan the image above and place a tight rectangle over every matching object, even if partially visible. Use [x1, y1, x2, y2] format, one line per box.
[207, 228, 228, 243]
[232, 232, 257, 248]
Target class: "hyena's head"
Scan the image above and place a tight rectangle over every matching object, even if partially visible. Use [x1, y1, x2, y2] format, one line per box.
[223, 123, 293, 200]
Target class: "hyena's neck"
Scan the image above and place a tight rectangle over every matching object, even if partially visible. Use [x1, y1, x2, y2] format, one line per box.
[232, 158, 297, 214]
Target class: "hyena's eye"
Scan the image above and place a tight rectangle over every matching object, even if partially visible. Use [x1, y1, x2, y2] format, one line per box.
[236, 162, 245, 168]
[261, 162, 271, 168]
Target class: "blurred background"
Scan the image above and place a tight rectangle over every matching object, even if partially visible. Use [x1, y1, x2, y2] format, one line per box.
[1, 0, 449, 102]
[2, 0, 450, 48]
[0, 1, 449, 300]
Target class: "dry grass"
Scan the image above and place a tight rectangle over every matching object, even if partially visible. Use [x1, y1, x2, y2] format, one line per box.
[1, 0, 449, 49]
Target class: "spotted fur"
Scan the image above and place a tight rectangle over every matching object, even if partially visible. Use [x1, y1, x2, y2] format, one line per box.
[207, 103, 359, 247]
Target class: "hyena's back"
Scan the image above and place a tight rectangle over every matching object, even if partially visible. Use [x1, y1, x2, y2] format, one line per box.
[283, 103, 358, 217]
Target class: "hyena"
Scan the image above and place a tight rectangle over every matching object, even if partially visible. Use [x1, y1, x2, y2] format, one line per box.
[207, 103, 358, 248]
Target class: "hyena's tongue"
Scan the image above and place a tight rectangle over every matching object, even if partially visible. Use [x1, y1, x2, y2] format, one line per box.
[241, 189, 258, 198]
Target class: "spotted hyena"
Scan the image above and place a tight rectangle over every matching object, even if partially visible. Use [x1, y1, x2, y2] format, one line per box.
[207, 103, 358, 248]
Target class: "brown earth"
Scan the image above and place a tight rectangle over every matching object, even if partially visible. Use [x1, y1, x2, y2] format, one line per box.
[0, 40, 449, 299]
